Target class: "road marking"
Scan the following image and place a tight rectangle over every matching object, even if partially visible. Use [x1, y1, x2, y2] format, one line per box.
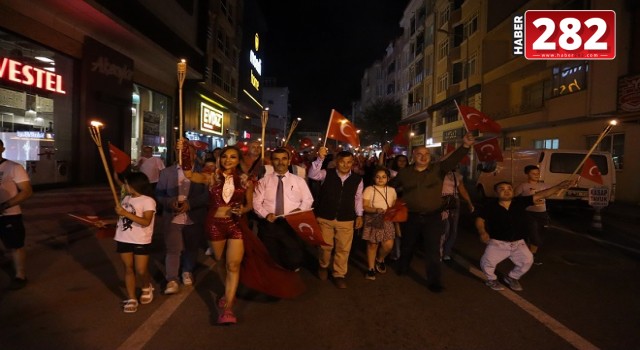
[549, 225, 640, 256]
[453, 254, 600, 350]
[116, 259, 217, 350]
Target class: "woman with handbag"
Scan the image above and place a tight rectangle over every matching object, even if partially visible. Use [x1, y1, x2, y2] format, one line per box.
[362, 167, 398, 280]
[440, 169, 474, 261]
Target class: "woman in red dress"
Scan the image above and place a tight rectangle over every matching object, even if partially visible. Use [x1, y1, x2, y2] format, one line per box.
[182, 144, 304, 325]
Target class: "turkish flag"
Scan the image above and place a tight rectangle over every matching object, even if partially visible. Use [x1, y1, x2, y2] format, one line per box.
[326, 109, 360, 147]
[299, 137, 313, 149]
[189, 140, 209, 150]
[393, 125, 410, 146]
[458, 105, 502, 134]
[108, 142, 131, 173]
[473, 137, 503, 162]
[580, 157, 604, 185]
[284, 210, 329, 246]
[68, 213, 115, 238]
[284, 145, 303, 166]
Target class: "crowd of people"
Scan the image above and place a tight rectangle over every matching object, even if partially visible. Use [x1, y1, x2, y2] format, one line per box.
[0, 134, 573, 326]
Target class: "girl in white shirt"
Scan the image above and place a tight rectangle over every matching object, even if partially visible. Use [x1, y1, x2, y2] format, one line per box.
[112, 172, 157, 313]
[362, 167, 397, 280]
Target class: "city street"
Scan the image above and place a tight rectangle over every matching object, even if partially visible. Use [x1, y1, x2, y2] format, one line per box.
[0, 187, 639, 350]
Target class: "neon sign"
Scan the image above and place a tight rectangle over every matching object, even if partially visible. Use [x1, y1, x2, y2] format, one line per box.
[201, 102, 223, 135]
[0, 57, 66, 94]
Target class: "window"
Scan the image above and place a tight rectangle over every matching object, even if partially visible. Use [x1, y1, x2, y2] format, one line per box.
[387, 61, 395, 74]
[586, 133, 624, 170]
[464, 15, 478, 38]
[466, 53, 477, 77]
[452, 62, 463, 84]
[549, 154, 609, 175]
[522, 82, 544, 110]
[552, 62, 588, 97]
[437, 73, 449, 93]
[438, 39, 449, 60]
[439, 5, 450, 27]
[425, 53, 433, 76]
[533, 138, 559, 150]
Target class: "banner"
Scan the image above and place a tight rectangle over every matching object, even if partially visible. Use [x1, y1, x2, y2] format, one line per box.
[284, 209, 329, 246]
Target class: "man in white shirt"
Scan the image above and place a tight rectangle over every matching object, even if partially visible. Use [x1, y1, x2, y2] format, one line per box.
[0, 139, 33, 290]
[134, 146, 165, 190]
[253, 148, 314, 271]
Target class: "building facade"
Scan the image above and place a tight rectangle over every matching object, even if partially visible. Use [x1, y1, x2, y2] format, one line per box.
[0, 0, 252, 186]
[360, 0, 639, 202]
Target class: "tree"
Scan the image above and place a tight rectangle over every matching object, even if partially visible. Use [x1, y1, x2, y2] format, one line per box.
[358, 98, 402, 146]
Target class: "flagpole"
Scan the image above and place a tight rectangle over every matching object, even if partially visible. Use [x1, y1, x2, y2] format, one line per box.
[558, 120, 617, 196]
[261, 108, 269, 163]
[89, 121, 120, 207]
[284, 117, 301, 147]
[323, 109, 334, 148]
[570, 120, 617, 177]
[177, 59, 187, 167]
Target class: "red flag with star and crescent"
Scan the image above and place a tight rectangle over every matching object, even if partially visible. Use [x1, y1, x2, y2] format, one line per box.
[326, 109, 360, 147]
[444, 143, 470, 165]
[284, 209, 329, 246]
[458, 105, 502, 134]
[108, 142, 131, 173]
[580, 157, 604, 185]
[473, 137, 503, 162]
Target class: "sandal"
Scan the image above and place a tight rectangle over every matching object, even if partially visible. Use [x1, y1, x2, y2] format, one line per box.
[140, 284, 154, 304]
[123, 299, 138, 313]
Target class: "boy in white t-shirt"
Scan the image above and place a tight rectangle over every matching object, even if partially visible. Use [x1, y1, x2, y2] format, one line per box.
[0, 139, 33, 290]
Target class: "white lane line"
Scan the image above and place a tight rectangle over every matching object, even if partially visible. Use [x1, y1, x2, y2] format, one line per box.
[549, 225, 640, 256]
[454, 255, 600, 350]
[116, 259, 217, 350]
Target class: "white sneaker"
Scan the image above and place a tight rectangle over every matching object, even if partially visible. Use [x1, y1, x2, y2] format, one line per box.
[182, 272, 193, 286]
[164, 280, 180, 295]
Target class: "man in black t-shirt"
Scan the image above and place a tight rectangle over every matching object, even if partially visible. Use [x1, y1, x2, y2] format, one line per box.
[476, 180, 571, 291]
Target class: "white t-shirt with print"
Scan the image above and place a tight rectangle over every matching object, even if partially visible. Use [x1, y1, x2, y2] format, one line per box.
[0, 159, 30, 215]
[115, 195, 156, 244]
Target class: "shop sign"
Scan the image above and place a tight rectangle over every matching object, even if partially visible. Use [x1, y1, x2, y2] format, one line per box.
[443, 127, 465, 142]
[201, 102, 223, 135]
[0, 57, 66, 94]
[410, 135, 425, 147]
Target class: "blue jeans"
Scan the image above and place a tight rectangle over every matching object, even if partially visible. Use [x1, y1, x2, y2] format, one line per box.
[164, 223, 201, 282]
[399, 212, 445, 287]
[442, 204, 460, 257]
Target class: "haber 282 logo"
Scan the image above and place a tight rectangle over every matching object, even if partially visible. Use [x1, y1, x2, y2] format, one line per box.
[513, 10, 616, 60]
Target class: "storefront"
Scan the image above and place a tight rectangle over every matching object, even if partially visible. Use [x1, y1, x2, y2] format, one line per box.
[183, 82, 234, 154]
[0, 29, 74, 185]
[132, 84, 171, 165]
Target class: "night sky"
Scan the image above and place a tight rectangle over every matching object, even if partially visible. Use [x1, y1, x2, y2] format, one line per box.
[255, 0, 409, 131]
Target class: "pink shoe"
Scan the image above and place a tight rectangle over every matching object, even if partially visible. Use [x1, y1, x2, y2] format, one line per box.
[217, 308, 237, 324]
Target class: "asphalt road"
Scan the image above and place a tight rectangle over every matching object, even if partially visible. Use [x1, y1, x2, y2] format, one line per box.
[0, 187, 638, 350]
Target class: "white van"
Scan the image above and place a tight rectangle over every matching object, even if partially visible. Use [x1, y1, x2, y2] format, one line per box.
[475, 149, 616, 203]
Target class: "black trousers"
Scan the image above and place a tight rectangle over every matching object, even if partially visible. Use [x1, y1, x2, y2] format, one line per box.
[399, 212, 445, 287]
[257, 218, 307, 271]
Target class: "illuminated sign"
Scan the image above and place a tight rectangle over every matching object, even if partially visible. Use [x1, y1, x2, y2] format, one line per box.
[250, 51, 262, 76]
[0, 57, 66, 94]
[249, 33, 262, 91]
[201, 102, 224, 135]
[17, 131, 46, 139]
